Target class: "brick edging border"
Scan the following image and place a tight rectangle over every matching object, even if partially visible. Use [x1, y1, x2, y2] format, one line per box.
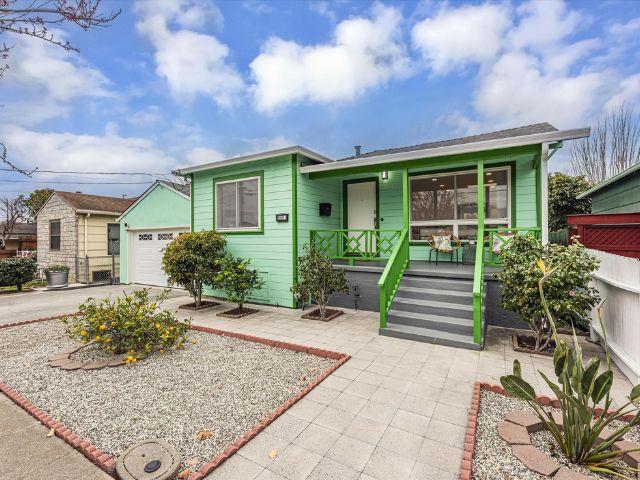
[0, 315, 350, 480]
[459, 382, 638, 480]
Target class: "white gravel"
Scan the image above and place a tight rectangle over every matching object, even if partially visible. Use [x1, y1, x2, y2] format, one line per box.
[473, 390, 640, 480]
[0, 321, 337, 472]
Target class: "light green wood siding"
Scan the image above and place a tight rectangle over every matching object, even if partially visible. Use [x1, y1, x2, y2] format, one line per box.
[590, 172, 640, 213]
[119, 183, 190, 284]
[192, 155, 295, 307]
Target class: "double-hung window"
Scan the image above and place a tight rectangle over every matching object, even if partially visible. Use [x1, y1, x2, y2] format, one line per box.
[50, 220, 61, 251]
[215, 175, 261, 232]
[409, 167, 510, 242]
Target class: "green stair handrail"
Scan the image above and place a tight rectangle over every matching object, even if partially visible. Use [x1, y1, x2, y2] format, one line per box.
[472, 224, 485, 344]
[377, 229, 409, 328]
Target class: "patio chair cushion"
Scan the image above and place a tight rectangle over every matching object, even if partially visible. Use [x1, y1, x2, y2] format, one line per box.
[433, 235, 453, 252]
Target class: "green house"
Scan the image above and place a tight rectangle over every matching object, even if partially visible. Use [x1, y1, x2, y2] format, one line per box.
[176, 123, 589, 349]
[577, 162, 640, 214]
[118, 181, 191, 286]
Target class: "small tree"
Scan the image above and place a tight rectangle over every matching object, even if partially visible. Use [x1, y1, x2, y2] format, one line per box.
[548, 173, 592, 231]
[291, 244, 348, 319]
[499, 235, 600, 352]
[161, 231, 226, 309]
[217, 255, 264, 312]
[22, 189, 54, 221]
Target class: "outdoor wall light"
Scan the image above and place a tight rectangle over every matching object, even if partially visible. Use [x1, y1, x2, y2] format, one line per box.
[381, 171, 389, 180]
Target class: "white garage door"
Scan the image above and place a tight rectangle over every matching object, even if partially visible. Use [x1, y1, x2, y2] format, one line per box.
[131, 229, 187, 286]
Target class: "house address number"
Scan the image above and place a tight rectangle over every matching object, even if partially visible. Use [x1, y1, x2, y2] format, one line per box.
[276, 213, 289, 223]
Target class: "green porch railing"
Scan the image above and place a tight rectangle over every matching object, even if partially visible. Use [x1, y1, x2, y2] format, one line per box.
[484, 226, 542, 267]
[377, 229, 409, 328]
[310, 229, 403, 263]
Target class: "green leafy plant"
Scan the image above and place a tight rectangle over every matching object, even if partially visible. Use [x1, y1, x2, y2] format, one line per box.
[549, 173, 592, 231]
[63, 289, 190, 363]
[161, 231, 226, 309]
[499, 235, 600, 352]
[44, 264, 69, 272]
[0, 257, 37, 291]
[217, 255, 265, 312]
[501, 265, 640, 478]
[291, 244, 348, 319]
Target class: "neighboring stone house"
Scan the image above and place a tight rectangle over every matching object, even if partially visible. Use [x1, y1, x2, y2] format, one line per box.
[36, 192, 136, 283]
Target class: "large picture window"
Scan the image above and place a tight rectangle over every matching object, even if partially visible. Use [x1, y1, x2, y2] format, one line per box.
[49, 220, 61, 251]
[215, 175, 261, 231]
[410, 167, 510, 242]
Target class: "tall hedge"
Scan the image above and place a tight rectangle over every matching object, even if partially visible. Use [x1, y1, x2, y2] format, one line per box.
[0, 258, 37, 291]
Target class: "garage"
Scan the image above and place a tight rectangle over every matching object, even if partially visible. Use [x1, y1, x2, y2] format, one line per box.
[130, 229, 187, 286]
[118, 181, 191, 287]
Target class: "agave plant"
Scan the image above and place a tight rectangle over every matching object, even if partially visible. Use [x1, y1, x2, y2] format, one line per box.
[500, 261, 640, 478]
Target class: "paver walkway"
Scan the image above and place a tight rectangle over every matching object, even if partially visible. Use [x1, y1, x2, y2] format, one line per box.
[0, 290, 633, 480]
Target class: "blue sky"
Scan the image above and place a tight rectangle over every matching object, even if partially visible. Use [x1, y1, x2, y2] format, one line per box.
[1, 0, 640, 199]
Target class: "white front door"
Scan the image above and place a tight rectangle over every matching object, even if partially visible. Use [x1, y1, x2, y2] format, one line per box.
[131, 229, 187, 286]
[347, 181, 377, 254]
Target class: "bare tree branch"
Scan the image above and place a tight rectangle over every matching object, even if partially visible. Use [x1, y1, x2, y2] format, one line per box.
[0, 194, 27, 249]
[0, 142, 37, 176]
[570, 105, 640, 183]
[0, 0, 120, 175]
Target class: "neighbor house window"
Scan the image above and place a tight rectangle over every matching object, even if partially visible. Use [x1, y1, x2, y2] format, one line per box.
[215, 175, 261, 231]
[410, 167, 510, 242]
[49, 220, 61, 251]
[107, 223, 120, 255]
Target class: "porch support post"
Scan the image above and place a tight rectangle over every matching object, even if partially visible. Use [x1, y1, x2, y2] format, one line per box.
[540, 142, 549, 244]
[402, 168, 409, 230]
[477, 161, 484, 233]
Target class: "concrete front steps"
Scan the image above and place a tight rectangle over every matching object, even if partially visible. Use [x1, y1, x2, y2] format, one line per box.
[379, 270, 484, 350]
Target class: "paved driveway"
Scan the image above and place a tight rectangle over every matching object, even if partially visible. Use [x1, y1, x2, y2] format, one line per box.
[0, 284, 189, 324]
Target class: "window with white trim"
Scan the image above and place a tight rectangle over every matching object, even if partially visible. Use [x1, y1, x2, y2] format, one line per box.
[409, 167, 510, 242]
[215, 176, 261, 231]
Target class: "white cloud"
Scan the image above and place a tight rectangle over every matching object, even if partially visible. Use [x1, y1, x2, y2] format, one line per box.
[250, 3, 411, 112]
[509, 0, 581, 53]
[309, 1, 336, 23]
[185, 146, 226, 166]
[411, 3, 511, 74]
[1, 31, 111, 125]
[608, 17, 640, 37]
[473, 52, 603, 128]
[126, 106, 165, 126]
[135, 0, 244, 108]
[1, 125, 176, 174]
[605, 74, 640, 111]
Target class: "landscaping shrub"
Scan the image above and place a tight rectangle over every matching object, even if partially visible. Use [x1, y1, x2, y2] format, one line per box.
[217, 255, 264, 312]
[0, 257, 37, 291]
[162, 231, 227, 309]
[44, 264, 69, 272]
[501, 267, 640, 478]
[499, 235, 600, 352]
[291, 244, 348, 319]
[63, 289, 190, 362]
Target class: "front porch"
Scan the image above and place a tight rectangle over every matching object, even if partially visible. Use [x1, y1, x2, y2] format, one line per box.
[301, 145, 548, 350]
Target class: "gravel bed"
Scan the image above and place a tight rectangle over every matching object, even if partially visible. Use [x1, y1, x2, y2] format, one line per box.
[473, 390, 640, 480]
[0, 321, 337, 472]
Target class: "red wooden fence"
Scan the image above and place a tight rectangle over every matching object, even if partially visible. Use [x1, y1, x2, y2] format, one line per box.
[567, 212, 640, 259]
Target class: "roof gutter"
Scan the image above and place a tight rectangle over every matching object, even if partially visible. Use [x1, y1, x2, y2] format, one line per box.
[300, 128, 590, 175]
[175, 145, 333, 175]
[76, 209, 125, 216]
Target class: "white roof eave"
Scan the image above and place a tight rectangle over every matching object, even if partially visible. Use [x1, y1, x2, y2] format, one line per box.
[175, 145, 333, 175]
[299, 128, 590, 175]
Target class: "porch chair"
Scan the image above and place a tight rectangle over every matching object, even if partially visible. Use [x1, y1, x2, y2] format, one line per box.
[427, 234, 462, 265]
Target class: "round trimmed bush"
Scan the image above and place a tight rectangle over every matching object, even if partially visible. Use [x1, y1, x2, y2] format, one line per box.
[0, 257, 37, 291]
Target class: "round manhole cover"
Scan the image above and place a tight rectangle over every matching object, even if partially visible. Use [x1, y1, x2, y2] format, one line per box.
[116, 439, 180, 480]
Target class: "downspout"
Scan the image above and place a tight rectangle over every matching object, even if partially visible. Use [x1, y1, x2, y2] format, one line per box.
[84, 213, 90, 256]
